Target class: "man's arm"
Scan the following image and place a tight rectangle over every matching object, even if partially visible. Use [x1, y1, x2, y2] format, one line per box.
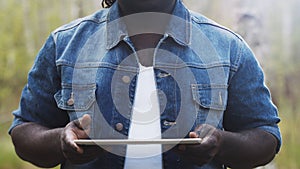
[214, 37, 280, 168]
[11, 114, 102, 168]
[11, 123, 65, 168]
[216, 128, 277, 168]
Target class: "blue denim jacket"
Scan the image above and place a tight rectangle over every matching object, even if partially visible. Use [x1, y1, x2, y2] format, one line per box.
[10, 0, 281, 169]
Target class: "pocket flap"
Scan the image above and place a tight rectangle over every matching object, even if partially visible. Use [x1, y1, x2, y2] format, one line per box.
[54, 83, 96, 111]
[191, 84, 228, 111]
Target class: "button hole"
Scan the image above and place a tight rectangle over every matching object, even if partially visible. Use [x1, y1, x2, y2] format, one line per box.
[158, 73, 171, 78]
[163, 120, 176, 126]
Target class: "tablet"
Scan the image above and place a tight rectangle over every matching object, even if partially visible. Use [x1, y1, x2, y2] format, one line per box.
[74, 138, 202, 146]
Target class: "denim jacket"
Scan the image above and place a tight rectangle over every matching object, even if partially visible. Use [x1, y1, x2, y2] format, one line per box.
[10, 0, 281, 169]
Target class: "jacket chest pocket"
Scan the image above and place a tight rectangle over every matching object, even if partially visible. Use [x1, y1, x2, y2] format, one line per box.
[191, 84, 228, 129]
[54, 83, 97, 123]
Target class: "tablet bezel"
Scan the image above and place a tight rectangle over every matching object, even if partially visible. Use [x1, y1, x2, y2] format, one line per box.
[74, 138, 202, 145]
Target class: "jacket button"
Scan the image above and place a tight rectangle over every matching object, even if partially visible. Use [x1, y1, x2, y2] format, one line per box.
[67, 98, 74, 106]
[122, 76, 130, 84]
[67, 92, 74, 106]
[115, 123, 123, 131]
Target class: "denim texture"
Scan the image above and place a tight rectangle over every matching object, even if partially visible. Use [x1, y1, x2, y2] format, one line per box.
[10, 0, 281, 168]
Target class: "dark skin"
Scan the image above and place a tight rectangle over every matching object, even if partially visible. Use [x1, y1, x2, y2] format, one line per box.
[11, 115, 103, 167]
[11, 0, 278, 168]
[119, 0, 176, 66]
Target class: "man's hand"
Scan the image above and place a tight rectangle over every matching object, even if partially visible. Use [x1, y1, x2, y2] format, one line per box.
[61, 114, 103, 164]
[174, 124, 278, 168]
[176, 124, 222, 166]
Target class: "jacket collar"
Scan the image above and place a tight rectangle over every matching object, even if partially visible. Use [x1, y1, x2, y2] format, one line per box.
[106, 0, 191, 49]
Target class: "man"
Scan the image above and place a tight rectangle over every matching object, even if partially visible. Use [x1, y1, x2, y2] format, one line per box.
[10, 0, 281, 168]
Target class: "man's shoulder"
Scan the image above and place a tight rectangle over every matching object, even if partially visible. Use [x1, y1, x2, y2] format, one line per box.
[189, 10, 243, 42]
[52, 8, 109, 35]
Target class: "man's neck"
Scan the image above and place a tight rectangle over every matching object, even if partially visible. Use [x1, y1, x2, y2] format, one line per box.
[117, 0, 178, 36]
[117, 0, 177, 16]
[116, 0, 178, 67]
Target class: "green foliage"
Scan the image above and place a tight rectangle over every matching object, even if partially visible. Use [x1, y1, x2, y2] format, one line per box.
[0, 1, 31, 116]
[0, 0, 300, 169]
[275, 106, 300, 169]
[0, 1, 100, 168]
[0, 139, 23, 169]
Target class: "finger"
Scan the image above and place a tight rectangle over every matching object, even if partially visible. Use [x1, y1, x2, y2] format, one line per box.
[64, 129, 84, 154]
[71, 140, 84, 154]
[189, 132, 198, 138]
[74, 115, 92, 153]
[72, 115, 91, 138]
[80, 114, 92, 130]
[73, 114, 91, 130]
[195, 124, 216, 139]
[75, 127, 90, 139]
[182, 136, 216, 154]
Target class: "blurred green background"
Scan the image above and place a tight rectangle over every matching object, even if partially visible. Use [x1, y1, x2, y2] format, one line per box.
[0, 0, 299, 168]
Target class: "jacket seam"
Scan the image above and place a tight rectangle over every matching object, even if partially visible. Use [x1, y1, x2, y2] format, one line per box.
[228, 39, 243, 85]
[52, 10, 108, 35]
[190, 14, 243, 42]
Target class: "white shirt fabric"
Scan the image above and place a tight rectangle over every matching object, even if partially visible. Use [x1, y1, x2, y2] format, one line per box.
[124, 65, 163, 169]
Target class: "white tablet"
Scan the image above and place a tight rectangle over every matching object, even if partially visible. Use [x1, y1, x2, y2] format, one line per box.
[74, 138, 202, 146]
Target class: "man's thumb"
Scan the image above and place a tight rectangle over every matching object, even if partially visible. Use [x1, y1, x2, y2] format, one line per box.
[79, 114, 92, 130]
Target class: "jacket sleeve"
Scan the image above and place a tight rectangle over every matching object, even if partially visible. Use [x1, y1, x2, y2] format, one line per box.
[224, 39, 281, 152]
[9, 35, 69, 133]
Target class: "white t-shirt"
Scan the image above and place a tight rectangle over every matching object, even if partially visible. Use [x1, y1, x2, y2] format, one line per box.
[124, 65, 163, 169]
